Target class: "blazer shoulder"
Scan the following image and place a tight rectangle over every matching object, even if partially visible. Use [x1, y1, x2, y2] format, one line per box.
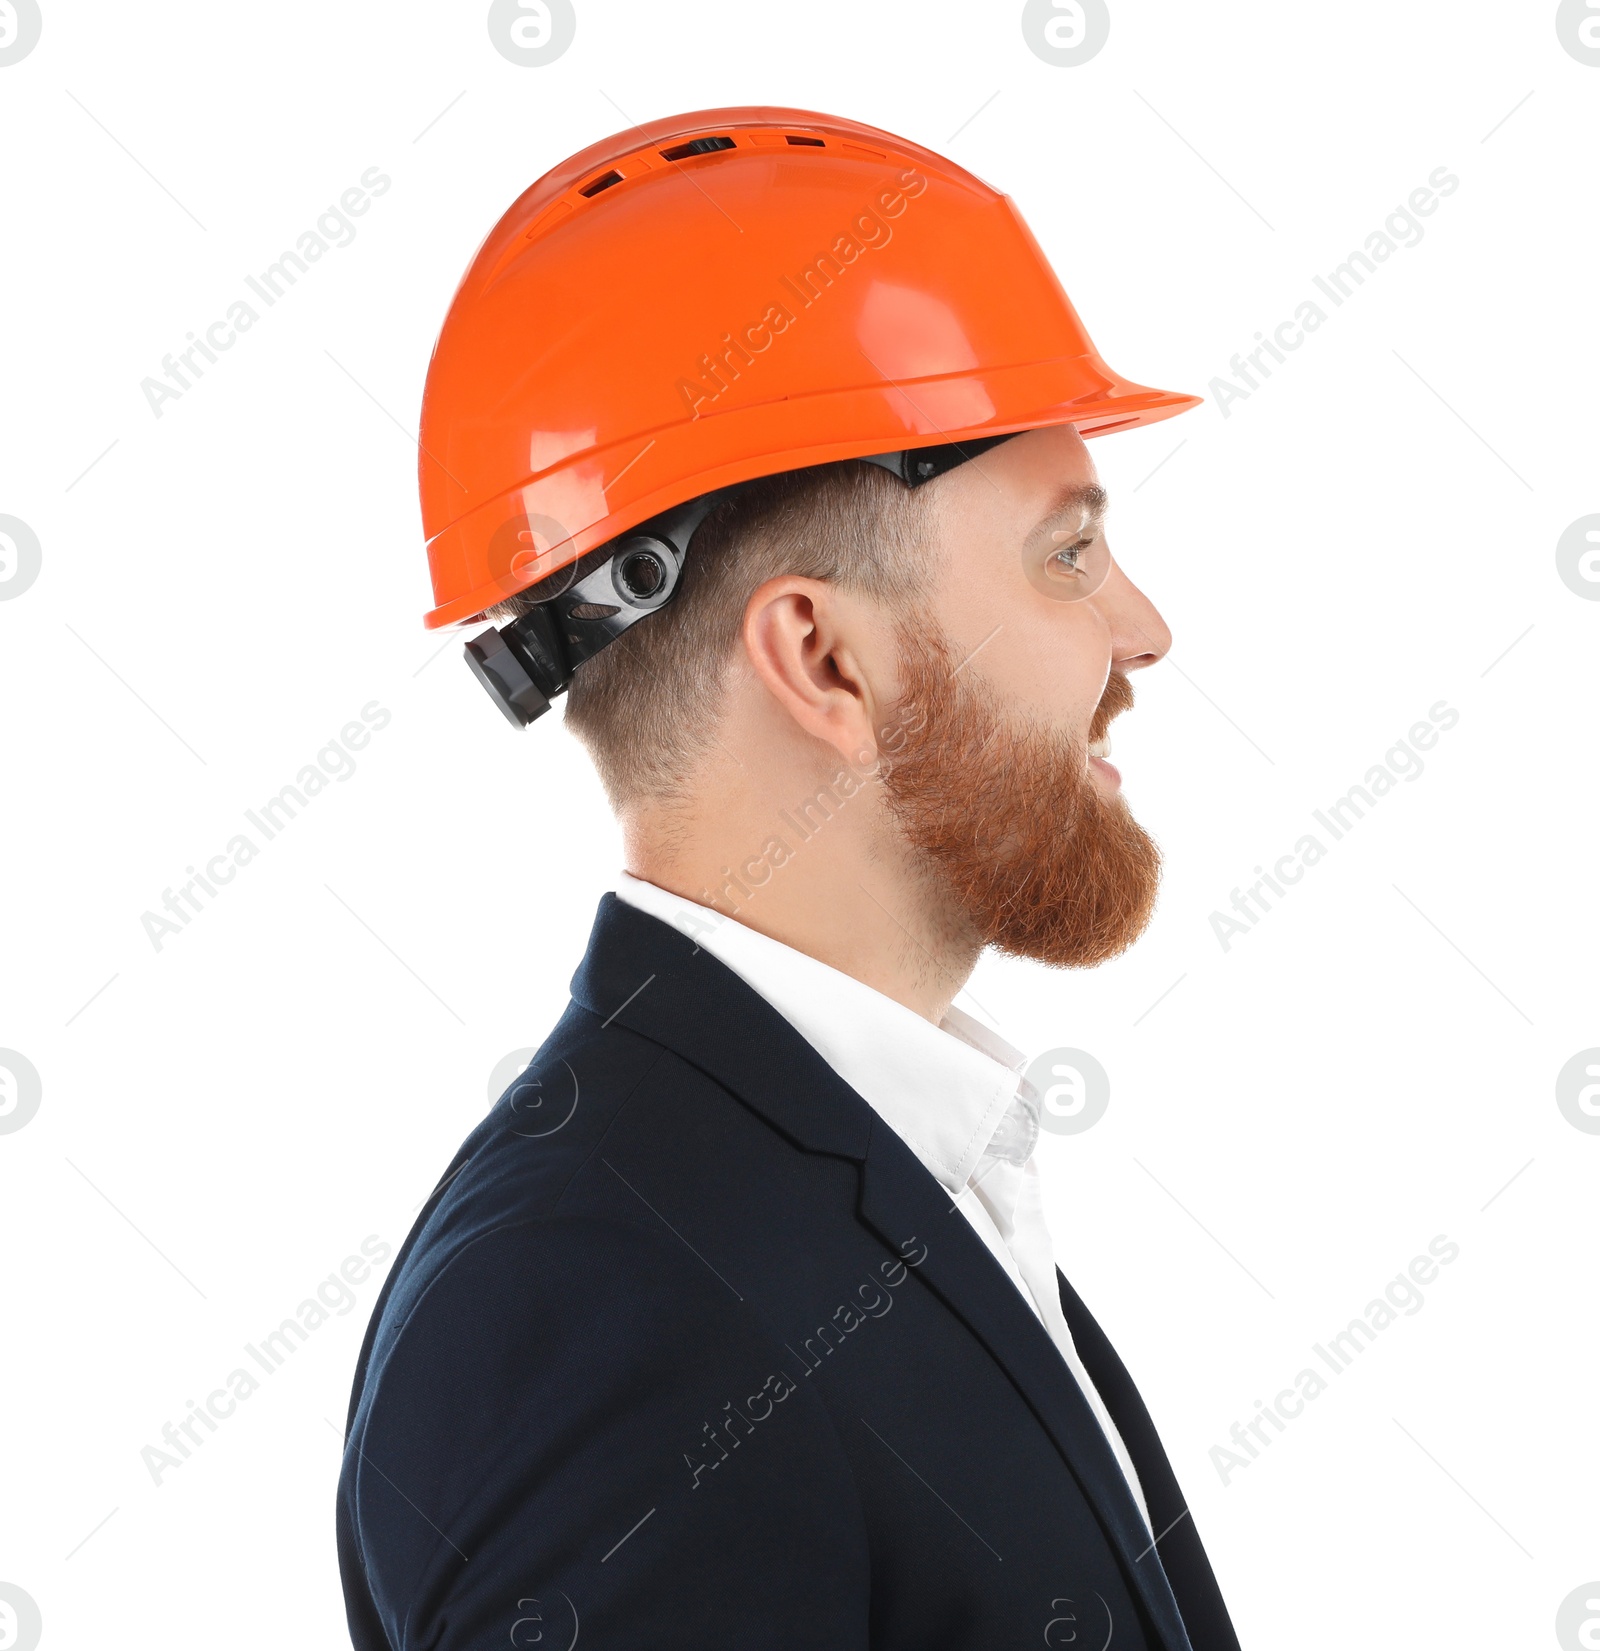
[438, 1002, 670, 1222]
[345, 1213, 870, 1649]
[365, 1003, 764, 1397]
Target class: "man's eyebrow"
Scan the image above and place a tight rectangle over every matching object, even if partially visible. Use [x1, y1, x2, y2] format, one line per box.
[1033, 482, 1109, 535]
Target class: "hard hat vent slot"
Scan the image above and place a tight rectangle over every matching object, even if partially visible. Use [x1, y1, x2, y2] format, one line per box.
[785, 135, 825, 147]
[660, 135, 735, 162]
[579, 169, 624, 198]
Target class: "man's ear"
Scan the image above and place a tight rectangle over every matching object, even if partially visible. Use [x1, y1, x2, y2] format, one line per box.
[741, 576, 882, 766]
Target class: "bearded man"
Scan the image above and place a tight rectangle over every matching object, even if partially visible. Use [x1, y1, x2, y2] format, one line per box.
[338, 107, 1241, 1651]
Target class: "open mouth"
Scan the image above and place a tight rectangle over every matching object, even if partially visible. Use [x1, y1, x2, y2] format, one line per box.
[1087, 733, 1120, 789]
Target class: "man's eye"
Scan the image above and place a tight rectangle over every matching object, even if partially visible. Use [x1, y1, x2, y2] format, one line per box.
[1051, 540, 1091, 573]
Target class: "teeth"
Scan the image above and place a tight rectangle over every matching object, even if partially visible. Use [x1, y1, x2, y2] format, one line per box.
[1089, 737, 1111, 759]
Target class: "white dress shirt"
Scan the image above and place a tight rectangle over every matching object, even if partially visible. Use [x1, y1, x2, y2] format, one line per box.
[613, 872, 1152, 1529]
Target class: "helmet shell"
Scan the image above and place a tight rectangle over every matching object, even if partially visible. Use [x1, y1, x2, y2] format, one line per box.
[420, 105, 1200, 628]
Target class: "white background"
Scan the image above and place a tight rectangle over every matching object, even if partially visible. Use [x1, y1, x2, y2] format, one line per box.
[2, 3, 1596, 1647]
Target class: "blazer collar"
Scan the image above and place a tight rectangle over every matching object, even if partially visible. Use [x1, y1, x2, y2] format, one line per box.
[570, 894, 1193, 1651]
[611, 872, 1024, 1195]
[570, 893, 872, 1159]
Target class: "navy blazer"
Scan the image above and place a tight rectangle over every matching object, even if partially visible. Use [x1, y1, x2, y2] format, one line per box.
[337, 895, 1241, 1650]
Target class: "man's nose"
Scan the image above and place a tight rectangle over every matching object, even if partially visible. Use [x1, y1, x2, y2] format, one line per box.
[1103, 560, 1171, 669]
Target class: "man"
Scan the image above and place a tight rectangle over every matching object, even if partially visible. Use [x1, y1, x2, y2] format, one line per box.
[338, 106, 1241, 1650]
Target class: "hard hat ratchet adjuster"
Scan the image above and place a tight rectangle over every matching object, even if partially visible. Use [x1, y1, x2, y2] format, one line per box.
[464, 489, 724, 728]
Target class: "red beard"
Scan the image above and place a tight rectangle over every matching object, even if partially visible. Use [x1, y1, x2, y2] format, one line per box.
[881, 625, 1162, 968]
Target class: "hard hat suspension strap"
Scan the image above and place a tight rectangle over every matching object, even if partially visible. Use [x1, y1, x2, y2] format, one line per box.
[462, 434, 1020, 728]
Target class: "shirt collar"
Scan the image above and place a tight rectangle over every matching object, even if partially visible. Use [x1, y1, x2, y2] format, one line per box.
[612, 873, 1025, 1195]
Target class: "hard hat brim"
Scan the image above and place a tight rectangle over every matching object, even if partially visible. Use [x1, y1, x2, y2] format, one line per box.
[424, 372, 1199, 630]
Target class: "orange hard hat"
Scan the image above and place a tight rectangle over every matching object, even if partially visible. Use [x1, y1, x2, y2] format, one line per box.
[419, 104, 1200, 632]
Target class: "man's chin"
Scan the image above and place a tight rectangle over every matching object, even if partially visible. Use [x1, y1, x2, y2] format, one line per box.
[972, 796, 1162, 969]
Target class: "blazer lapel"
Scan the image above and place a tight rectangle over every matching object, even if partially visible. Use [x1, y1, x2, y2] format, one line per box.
[856, 1122, 1194, 1651]
[1057, 1271, 1241, 1651]
[573, 896, 1194, 1651]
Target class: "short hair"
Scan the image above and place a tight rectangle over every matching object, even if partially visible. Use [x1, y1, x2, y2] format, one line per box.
[484, 460, 936, 811]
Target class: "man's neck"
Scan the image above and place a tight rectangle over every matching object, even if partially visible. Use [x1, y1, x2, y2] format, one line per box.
[623, 815, 982, 1025]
